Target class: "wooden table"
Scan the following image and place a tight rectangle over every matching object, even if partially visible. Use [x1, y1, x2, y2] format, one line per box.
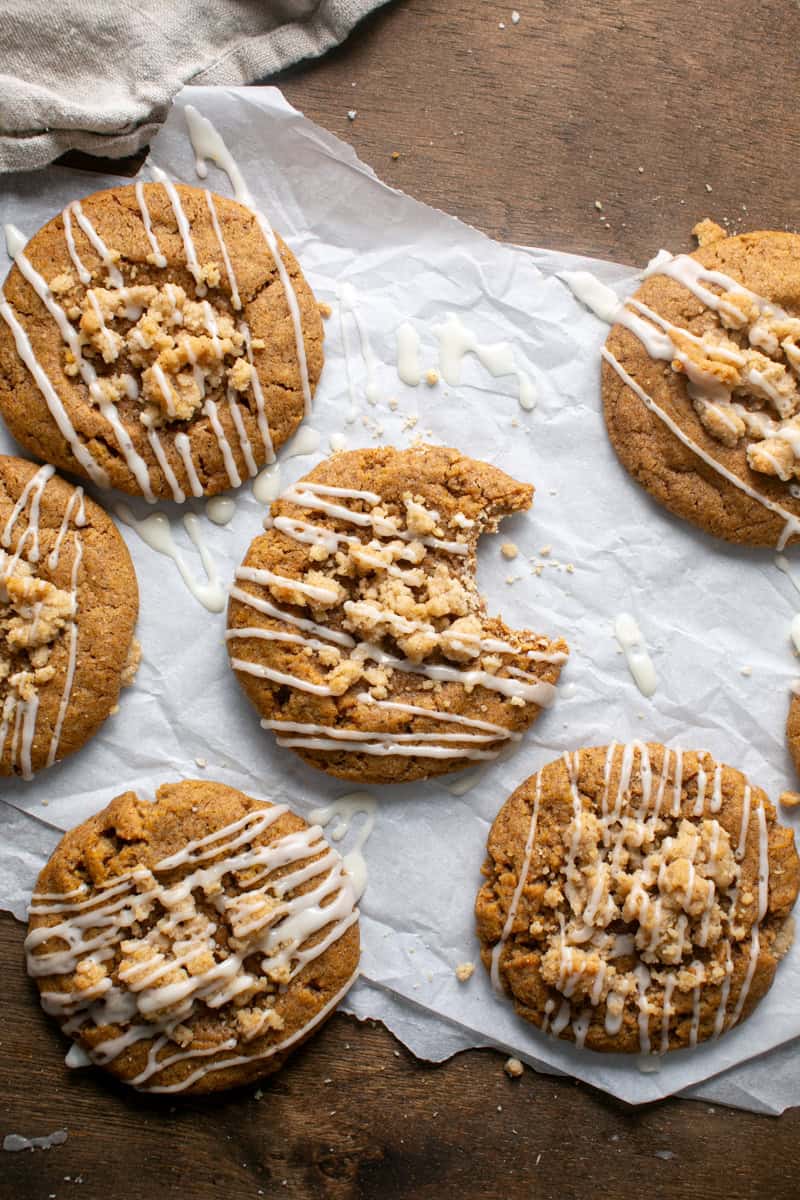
[3, 1, 799, 1196]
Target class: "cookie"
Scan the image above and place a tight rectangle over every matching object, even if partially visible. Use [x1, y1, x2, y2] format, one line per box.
[0, 455, 138, 777]
[0, 182, 324, 500]
[602, 224, 800, 546]
[476, 742, 799, 1054]
[25, 780, 360, 1095]
[226, 445, 568, 784]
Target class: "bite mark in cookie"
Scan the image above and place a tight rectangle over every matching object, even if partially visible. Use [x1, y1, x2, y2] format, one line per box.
[26, 780, 360, 1094]
[476, 743, 800, 1054]
[227, 445, 568, 784]
[602, 227, 800, 546]
[0, 183, 324, 500]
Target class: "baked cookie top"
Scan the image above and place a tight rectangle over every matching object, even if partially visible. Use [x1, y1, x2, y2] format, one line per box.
[226, 445, 568, 785]
[602, 224, 800, 546]
[476, 743, 799, 1054]
[786, 690, 800, 780]
[0, 455, 138, 777]
[26, 780, 360, 1095]
[0, 182, 324, 500]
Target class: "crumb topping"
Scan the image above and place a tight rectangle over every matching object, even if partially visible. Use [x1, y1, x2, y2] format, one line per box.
[247, 487, 564, 705]
[0, 550, 73, 719]
[65, 284, 265, 429]
[641, 263, 800, 485]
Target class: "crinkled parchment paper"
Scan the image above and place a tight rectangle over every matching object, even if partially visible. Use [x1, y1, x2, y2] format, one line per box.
[0, 86, 798, 1111]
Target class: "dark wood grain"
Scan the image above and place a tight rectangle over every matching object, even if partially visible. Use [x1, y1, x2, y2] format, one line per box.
[4, 1, 800, 1196]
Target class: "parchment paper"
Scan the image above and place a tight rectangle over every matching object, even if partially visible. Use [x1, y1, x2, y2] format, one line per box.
[0, 85, 798, 1111]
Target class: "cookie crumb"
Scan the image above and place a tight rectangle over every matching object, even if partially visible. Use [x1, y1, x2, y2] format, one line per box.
[425, 369, 439, 386]
[318, 301, 332, 318]
[455, 961, 475, 982]
[511, 10, 520, 22]
[501, 542, 518, 559]
[504, 1056, 524, 1078]
[347, 110, 357, 121]
[594, 200, 603, 212]
[539, 544, 552, 556]
[739, 665, 752, 677]
[391, 151, 400, 161]
[195, 756, 207, 768]
[780, 791, 800, 809]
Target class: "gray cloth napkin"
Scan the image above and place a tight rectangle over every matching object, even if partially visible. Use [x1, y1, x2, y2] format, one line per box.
[0, 0, 388, 173]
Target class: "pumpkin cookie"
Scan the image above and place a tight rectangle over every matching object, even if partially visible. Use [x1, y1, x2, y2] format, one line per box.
[26, 780, 360, 1095]
[786, 690, 800, 779]
[227, 445, 568, 785]
[0, 455, 138, 778]
[0, 182, 324, 500]
[602, 224, 800, 546]
[476, 743, 799, 1054]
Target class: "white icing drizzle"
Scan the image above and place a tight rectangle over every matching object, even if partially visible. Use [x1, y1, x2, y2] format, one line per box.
[43, 529, 83, 772]
[7, 236, 155, 500]
[4, 223, 27, 259]
[613, 612, 657, 697]
[308, 792, 377, 901]
[339, 282, 380, 405]
[115, 504, 226, 613]
[240, 323, 275, 462]
[27, 804, 359, 1092]
[205, 189, 240, 309]
[603, 348, 800, 550]
[206, 496, 236, 526]
[0, 263, 109, 488]
[396, 321, 421, 386]
[183, 104, 313, 415]
[62, 205, 91, 285]
[203, 398, 241, 488]
[281, 481, 469, 555]
[433, 312, 535, 411]
[174, 433, 204, 499]
[559, 270, 623, 324]
[134, 181, 167, 269]
[2, 464, 54, 564]
[149, 164, 205, 293]
[147, 428, 185, 503]
[490, 772, 542, 990]
[253, 463, 281, 504]
[68, 201, 123, 287]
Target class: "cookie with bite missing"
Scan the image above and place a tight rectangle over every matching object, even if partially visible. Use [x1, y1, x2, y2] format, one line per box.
[602, 223, 800, 546]
[0, 454, 139, 777]
[476, 742, 799, 1054]
[0, 182, 324, 500]
[26, 779, 360, 1095]
[227, 444, 568, 785]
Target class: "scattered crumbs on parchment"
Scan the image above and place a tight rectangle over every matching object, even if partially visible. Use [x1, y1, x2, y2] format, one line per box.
[779, 791, 800, 809]
[739, 666, 752, 677]
[504, 1057, 524, 1078]
[425, 369, 439, 386]
[501, 542, 518, 560]
[195, 756, 207, 768]
[455, 961, 475, 982]
[318, 300, 332, 318]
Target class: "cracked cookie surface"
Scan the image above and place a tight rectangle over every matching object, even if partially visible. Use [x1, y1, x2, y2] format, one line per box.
[227, 445, 568, 784]
[0, 454, 138, 777]
[476, 742, 799, 1053]
[0, 183, 324, 499]
[602, 226, 800, 546]
[26, 780, 360, 1094]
